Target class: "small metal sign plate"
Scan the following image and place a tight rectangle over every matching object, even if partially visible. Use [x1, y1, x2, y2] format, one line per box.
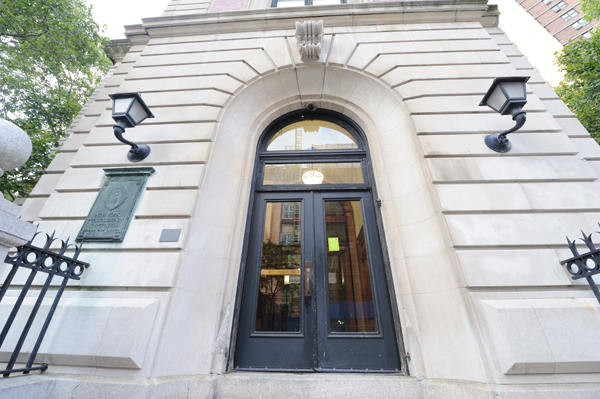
[76, 167, 155, 242]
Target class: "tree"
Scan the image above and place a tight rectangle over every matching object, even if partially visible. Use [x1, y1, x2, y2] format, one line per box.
[0, 0, 111, 200]
[581, 0, 600, 21]
[555, 14, 600, 141]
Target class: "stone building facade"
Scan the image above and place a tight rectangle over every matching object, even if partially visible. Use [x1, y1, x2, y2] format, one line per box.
[3, 0, 600, 397]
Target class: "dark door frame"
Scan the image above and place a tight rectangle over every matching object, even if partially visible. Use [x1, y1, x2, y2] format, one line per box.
[227, 109, 408, 374]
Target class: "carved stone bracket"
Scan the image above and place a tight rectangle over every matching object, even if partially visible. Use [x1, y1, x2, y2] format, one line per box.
[295, 20, 324, 60]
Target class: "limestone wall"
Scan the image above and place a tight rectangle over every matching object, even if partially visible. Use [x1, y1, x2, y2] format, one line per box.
[3, 0, 600, 389]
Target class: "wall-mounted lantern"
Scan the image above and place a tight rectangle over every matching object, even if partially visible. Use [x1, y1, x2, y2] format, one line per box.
[108, 92, 154, 162]
[479, 76, 530, 153]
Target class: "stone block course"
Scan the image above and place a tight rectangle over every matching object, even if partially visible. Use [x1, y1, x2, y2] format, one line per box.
[126, 63, 258, 83]
[98, 75, 243, 98]
[85, 123, 214, 146]
[446, 212, 600, 247]
[427, 156, 595, 183]
[136, 49, 276, 75]
[34, 218, 187, 250]
[95, 105, 220, 127]
[413, 111, 561, 134]
[419, 132, 577, 157]
[70, 142, 210, 167]
[364, 51, 508, 76]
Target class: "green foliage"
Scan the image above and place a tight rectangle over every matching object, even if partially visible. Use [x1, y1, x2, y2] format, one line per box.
[556, 28, 600, 142]
[0, 0, 111, 200]
[581, 0, 600, 21]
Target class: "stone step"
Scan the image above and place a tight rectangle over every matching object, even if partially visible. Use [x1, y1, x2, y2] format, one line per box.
[216, 372, 420, 399]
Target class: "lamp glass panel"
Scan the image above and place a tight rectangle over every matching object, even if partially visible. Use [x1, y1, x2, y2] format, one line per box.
[501, 81, 526, 99]
[113, 97, 133, 114]
[486, 85, 508, 112]
[129, 98, 149, 125]
[267, 120, 358, 151]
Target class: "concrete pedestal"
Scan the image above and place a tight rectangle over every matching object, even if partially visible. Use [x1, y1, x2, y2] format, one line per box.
[0, 199, 36, 262]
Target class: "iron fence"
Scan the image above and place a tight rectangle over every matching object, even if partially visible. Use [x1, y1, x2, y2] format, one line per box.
[0, 232, 89, 377]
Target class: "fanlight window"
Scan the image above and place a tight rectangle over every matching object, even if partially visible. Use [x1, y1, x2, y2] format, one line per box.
[259, 111, 367, 187]
[267, 120, 358, 151]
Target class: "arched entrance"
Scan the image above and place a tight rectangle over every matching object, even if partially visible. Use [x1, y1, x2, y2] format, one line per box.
[234, 109, 401, 372]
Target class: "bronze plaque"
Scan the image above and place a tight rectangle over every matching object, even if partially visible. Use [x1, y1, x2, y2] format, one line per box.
[76, 167, 155, 242]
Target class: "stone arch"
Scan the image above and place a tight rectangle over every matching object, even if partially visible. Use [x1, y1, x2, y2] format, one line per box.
[191, 64, 473, 377]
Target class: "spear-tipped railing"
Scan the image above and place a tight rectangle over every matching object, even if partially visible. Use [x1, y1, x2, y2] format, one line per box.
[0, 231, 89, 377]
[560, 225, 600, 305]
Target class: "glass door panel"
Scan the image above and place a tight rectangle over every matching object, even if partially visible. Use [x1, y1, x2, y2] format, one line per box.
[235, 193, 314, 371]
[314, 192, 401, 372]
[255, 202, 302, 333]
[236, 192, 400, 372]
[325, 200, 377, 333]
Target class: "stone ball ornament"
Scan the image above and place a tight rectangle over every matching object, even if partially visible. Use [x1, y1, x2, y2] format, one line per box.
[0, 118, 32, 177]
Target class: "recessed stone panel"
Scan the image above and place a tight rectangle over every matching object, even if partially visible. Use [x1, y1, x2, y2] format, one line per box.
[481, 298, 600, 374]
[0, 297, 160, 369]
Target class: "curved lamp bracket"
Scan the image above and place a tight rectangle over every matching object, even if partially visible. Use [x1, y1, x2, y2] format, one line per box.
[485, 108, 527, 153]
[113, 121, 151, 162]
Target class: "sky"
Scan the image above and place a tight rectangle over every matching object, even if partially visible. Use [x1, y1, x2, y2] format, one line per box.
[86, 0, 170, 40]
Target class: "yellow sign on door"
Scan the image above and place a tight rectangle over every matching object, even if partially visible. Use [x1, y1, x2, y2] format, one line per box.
[328, 237, 340, 251]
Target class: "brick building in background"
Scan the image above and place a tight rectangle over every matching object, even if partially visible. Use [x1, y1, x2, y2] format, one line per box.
[515, 0, 598, 44]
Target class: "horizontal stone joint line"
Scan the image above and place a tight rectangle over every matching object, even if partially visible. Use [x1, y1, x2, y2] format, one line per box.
[410, 110, 540, 115]
[373, 49, 500, 57]
[139, 47, 266, 57]
[131, 59, 255, 69]
[442, 209, 600, 215]
[134, 215, 191, 220]
[94, 121, 219, 128]
[124, 73, 251, 85]
[37, 217, 87, 221]
[424, 152, 578, 158]
[69, 161, 206, 168]
[82, 140, 212, 147]
[354, 38, 494, 46]
[433, 178, 597, 184]
[104, 87, 234, 96]
[453, 244, 595, 250]
[145, 186, 200, 191]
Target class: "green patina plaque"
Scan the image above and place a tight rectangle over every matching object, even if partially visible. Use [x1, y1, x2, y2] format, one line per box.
[76, 167, 155, 242]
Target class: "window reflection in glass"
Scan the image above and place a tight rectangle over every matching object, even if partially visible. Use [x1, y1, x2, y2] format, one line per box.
[255, 202, 302, 332]
[267, 120, 358, 151]
[263, 163, 364, 185]
[325, 200, 377, 333]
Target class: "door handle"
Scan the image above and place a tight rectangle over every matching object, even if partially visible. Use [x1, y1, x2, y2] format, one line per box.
[304, 261, 312, 297]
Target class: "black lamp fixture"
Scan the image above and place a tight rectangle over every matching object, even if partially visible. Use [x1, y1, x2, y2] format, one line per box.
[108, 92, 154, 162]
[479, 76, 530, 153]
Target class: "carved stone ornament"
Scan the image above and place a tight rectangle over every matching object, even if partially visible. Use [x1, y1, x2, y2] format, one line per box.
[295, 20, 324, 60]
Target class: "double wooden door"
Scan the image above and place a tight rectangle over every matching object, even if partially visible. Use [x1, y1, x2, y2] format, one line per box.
[235, 190, 400, 372]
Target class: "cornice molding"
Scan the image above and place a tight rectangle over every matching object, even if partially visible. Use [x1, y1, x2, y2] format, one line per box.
[124, 1, 499, 43]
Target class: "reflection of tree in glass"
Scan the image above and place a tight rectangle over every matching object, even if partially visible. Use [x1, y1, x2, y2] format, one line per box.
[256, 239, 301, 331]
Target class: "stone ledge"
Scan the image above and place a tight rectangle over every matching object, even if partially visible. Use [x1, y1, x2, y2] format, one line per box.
[3, 374, 600, 399]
